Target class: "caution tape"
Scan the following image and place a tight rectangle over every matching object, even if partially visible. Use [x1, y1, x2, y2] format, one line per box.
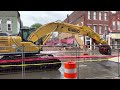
[0, 62, 60, 68]
[0, 56, 119, 68]
[73, 56, 119, 63]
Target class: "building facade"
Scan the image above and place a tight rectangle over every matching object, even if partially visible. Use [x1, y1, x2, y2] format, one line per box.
[59, 11, 115, 50]
[0, 11, 23, 35]
[109, 11, 120, 49]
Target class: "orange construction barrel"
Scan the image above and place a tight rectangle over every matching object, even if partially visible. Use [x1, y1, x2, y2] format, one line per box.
[64, 61, 77, 79]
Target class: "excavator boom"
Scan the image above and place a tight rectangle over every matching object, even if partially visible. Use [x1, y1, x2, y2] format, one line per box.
[28, 22, 107, 44]
[28, 21, 111, 55]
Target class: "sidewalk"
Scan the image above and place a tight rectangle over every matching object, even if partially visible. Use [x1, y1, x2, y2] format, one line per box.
[108, 57, 120, 62]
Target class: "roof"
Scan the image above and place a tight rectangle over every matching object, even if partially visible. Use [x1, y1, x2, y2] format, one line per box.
[64, 11, 85, 24]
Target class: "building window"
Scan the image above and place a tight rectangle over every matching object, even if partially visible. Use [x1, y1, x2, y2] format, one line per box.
[104, 12, 108, 20]
[85, 36, 90, 48]
[99, 12, 102, 20]
[104, 26, 108, 31]
[7, 19, 12, 31]
[99, 26, 102, 34]
[93, 11, 97, 20]
[113, 21, 116, 30]
[93, 25, 97, 32]
[104, 26, 108, 34]
[88, 11, 91, 19]
[0, 19, 2, 31]
[105, 26, 109, 34]
[117, 21, 120, 30]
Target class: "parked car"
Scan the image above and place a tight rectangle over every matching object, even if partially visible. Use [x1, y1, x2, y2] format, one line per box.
[0, 32, 10, 36]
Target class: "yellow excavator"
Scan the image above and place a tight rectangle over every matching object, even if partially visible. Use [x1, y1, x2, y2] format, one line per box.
[0, 21, 111, 71]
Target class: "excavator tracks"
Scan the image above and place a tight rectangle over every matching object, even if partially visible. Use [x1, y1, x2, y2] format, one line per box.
[0, 55, 61, 72]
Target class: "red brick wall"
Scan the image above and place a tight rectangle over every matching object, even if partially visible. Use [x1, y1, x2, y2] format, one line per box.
[85, 11, 111, 35]
[109, 11, 120, 32]
[64, 11, 85, 24]
[59, 11, 113, 39]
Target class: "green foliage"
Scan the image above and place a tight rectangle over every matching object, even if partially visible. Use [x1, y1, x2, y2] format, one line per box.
[30, 23, 42, 29]
[30, 23, 44, 45]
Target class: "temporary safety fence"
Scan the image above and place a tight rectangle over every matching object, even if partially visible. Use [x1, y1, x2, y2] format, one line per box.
[0, 44, 120, 79]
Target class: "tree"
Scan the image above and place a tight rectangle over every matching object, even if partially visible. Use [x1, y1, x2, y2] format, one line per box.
[30, 23, 42, 29]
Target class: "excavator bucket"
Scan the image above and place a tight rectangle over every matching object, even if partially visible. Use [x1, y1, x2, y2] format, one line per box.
[99, 45, 111, 55]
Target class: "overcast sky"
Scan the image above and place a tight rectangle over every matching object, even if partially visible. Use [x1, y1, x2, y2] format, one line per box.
[19, 11, 116, 27]
[19, 11, 73, 27]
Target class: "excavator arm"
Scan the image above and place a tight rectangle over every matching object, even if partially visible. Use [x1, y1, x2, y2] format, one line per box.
[42, 33, 52, 45]
[28, 21, 111, 55]
[28, 22, 106, 44]
[74, 34, 84, 49]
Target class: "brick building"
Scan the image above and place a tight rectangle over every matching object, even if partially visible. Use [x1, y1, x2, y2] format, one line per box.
[59, 11, 112, 50]
[109, 11, 120, 49]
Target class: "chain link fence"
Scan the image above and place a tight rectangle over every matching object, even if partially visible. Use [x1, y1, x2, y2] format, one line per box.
[0, 45, 120, 79]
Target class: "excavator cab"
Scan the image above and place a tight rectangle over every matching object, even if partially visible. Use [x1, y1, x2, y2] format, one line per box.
[20, 28, 43, 45]
[20, 28, 35, 41]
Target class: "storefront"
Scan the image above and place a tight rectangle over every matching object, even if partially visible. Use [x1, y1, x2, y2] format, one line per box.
[110, 33, 120, 49]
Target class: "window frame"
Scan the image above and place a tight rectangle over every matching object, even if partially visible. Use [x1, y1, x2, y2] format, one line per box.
[99, 12, 102, 20]
[99, 25, 102, 34]
[117, 21, 120, 30]
[112, 21, 116, 30]
[0, 18, 2, 31]
[7, 18, 12, 31]
[93, 25, 97, 32]
[104, 12, 108, 21]
[104, 25, 108, 34]
[93, 11, 97, 20]
[88, 11, 92, 20]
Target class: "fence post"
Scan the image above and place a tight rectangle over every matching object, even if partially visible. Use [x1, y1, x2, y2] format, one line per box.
[22, 44, 25, 79]
[83, 45, 89, 55]
[118, 48, 120, 77]
[64, 61, 77, 79]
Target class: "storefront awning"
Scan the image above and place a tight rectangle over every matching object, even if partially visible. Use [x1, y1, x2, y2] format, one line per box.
[111, 34, 120, 39]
